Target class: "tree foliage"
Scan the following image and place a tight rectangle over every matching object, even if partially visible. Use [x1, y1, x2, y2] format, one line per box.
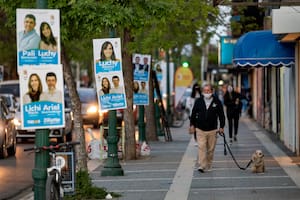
[0, 0, 220, 163]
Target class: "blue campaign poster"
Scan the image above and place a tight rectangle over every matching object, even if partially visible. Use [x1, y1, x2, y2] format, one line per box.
[93, 38, 127, 111]
[16, 9, 61, 67]
[132, 53, 151, 105]
[20, 65, 65, 129]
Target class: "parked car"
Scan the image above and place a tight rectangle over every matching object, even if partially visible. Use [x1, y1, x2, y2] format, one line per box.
[77, 87, 102, 128]
[0, 93, 19, 113]
[0, 80, 20, 103]
[0, 98, 16, 158]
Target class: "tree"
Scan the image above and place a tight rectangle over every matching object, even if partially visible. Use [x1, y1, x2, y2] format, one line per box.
[0, 0, 220, 165]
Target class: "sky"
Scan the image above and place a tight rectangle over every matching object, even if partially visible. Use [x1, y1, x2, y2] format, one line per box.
[210, 6, 232, 45]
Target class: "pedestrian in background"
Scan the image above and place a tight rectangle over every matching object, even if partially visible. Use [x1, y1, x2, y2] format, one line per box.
[187, 83, 201, 145]
[190, 83, 225, 173]
[223, 85, 243, 143]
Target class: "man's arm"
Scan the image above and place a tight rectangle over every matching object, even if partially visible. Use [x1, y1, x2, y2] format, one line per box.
[217, 99, 226, 130]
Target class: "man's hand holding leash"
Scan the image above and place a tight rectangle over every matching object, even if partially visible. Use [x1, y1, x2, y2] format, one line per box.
[189, 125, 195, 134]
[218, 128, 224, 136]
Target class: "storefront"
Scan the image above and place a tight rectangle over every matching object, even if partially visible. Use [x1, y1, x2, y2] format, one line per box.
[233, 29, 296, 152]
[272, 6, 300, 154]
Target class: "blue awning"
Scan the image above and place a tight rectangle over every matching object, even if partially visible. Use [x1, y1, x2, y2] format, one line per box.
[233, 30, 295, 67]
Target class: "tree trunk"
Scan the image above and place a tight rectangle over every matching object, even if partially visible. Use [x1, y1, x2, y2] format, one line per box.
[145, 69, 158, 141]
[61, 45, 87, 171]
[122, 28, 136, 160]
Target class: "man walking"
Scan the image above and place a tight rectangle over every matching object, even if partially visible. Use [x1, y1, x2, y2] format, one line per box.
[190, 83, 225, 173]
[223, 85, 243, 143]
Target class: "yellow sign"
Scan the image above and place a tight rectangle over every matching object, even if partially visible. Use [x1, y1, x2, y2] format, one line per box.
[175, 67, 193, 87]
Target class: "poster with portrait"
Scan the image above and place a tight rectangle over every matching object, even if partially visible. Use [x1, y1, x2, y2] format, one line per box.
[0, 65, 3, 82]
[153, 60, 174, 99]
[16, 9, 60, 67]
[19, 65, 65, 129]
[93, 38, 127, 110]
[132, 53, 151, 105]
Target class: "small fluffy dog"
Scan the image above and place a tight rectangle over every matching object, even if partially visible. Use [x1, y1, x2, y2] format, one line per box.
[251, 149, 265, 173]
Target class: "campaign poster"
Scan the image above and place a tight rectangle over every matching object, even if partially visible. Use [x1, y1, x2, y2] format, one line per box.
[133, 53, 151, 105]
[153, 60, 174, 98]
[0, 65, 3, 82]
[93, 38, 127, 110]
[174, 67, 194, 107]
[20, 65, 65, 129]
[16, 9, 60, 67]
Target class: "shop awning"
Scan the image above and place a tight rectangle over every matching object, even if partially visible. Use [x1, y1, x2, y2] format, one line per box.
[233, 30, 295, 67]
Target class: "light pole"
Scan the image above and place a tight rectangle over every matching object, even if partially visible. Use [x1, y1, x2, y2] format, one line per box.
[101, 28, 124, 176]
[32, 1, 50, 199]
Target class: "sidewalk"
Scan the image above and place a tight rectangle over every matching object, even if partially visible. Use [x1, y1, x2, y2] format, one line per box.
[12, 116, 300, 200]
[91, 116, 300, 200]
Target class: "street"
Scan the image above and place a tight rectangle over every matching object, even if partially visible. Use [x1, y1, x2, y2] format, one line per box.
[0, 126, 99, 200]
[0, 141, 34, 200]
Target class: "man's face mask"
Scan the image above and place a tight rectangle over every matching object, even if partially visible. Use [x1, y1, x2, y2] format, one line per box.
[203, 93, 212, 99]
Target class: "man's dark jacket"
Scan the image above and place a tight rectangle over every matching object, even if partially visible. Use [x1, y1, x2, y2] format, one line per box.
[190, 96, 225, 131]
[223, 91, 243, 118]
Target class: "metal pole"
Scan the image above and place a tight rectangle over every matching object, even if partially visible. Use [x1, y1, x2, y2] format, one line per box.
[138, 105, 146, 141]
[101, 110, 124, 176]
[166, 50, 171, 123]
[155, 101, 164, 136]
[33, 1, 49, 200]
[101, 28, 124, 176]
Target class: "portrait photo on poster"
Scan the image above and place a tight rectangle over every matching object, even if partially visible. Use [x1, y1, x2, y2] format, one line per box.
[93, 38, 122, 74]
[95, 72, 127, 110]
[133, 80, 149, 106]
[20, 65, 65, 129]
[16, 9, 60, 66]
[132, 53, 151, 81]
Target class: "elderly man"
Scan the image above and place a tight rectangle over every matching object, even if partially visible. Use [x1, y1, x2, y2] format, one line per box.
[190, 83, 225, 173]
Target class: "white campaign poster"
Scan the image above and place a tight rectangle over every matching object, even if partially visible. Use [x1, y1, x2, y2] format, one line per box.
[20, 65, 65, 129]
[0, 65, 3, 82]
[133, 53, 151, 105]
[93, 38, 127, 110]
[16, 9, 60, 67]
[154, 60, 174, 98]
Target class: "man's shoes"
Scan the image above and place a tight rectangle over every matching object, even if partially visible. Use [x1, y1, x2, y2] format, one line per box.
[206, 166, 213, 172]
[234, 136, 237, 141]
[198, 167, 204, 173]
[229, 139, 233, 144]
[194, 142, 198, 147]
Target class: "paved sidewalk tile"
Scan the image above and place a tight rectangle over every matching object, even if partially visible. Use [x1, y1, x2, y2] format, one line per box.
[9, 116, 300, 200]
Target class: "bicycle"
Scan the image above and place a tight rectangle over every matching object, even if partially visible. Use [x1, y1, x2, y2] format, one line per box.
[24, 141, 80, 200]
[170, 103, 190, 128]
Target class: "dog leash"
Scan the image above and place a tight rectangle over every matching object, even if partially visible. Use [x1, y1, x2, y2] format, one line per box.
[218, 132, 252, 170]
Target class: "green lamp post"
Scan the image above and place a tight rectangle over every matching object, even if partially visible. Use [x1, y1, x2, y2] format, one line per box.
[101, 28, 124, 176]
[138, 105, 146, 142]
[32, 1, 50, 199]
